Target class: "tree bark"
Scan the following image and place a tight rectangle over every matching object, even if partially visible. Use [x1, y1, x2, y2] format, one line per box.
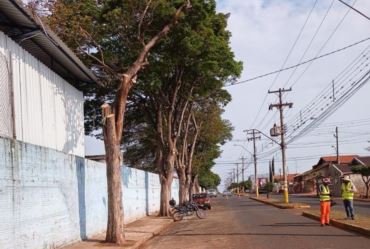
[177, 165, 188, 204]
[102, 110, 125, 245]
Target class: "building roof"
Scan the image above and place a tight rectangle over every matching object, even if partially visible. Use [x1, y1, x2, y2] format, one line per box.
[334, 164, 352, 174]
[314, 155, 358, 168]
[350, 156, 370, 167]
[0, 0, 98, 89]
[274, 174, 298, 182]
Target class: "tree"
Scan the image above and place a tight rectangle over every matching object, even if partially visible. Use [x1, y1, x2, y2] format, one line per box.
[264, 182, 274, 199]
[240, 180, 252, 190]
[199, 171, 221, 189]
[352, 165, 370, 198]
[120, 0, 241, 211]
[42, 0, 191, 245]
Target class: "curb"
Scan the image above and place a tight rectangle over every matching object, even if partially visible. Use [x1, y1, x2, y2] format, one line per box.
[135, 219, 173, 249]
[249, 197, 310, 209]
[302, 211, 370, 238]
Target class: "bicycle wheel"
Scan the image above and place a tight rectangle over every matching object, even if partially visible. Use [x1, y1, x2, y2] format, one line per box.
[196, 209, 207, 219]
[173, 211, 184, 221]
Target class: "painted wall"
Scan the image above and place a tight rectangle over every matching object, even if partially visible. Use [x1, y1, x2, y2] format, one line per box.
[0, 31, 84, 157]
[0, 137, 179, 249]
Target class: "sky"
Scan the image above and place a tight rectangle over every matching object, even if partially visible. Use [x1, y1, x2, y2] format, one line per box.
[85, 0, 370, 191]
[213, 0, 370, 191]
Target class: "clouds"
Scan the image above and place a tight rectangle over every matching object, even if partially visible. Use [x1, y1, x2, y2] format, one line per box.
[214, 0, 370, 189]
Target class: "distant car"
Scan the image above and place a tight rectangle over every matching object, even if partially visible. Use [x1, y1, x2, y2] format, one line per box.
[207, 189, 218, 197]
[222, 191, 232, 197]
[192, 193, 211, 210]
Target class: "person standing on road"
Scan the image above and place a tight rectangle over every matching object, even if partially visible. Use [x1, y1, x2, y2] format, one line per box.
[319, 177, 331, 227]
[341, 175, 357, 220]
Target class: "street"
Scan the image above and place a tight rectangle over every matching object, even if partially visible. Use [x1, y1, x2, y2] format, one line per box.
[141, 196, 370, 249]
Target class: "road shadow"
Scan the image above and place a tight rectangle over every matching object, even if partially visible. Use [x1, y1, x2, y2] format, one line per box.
[261, 222, 319, 227]
[160, 232, 357, 238]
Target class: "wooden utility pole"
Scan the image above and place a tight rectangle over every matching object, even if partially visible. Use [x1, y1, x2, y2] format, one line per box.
[241, 156, 245, 182]
[247, 129, 261, 197]
[268, 88, 293, 204]
[335, 126, 340, 164]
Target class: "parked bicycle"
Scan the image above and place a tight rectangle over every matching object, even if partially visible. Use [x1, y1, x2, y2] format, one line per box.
[169, 199, 207, 221]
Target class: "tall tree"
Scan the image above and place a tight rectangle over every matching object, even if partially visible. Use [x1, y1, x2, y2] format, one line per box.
[43, 0, 191, 245]
[352, 165, 370, 198]
[122, 0, 241, 213]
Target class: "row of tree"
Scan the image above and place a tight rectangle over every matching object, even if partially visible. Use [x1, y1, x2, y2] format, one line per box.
[29, 0, 242, 245]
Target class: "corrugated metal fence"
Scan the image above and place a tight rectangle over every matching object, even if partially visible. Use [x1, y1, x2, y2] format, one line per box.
[0, 49, 13, 138]
[0, 31, 84, 156]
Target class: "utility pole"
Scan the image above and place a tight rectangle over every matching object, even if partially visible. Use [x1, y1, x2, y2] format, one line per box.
[247, 129, 261, 197]
[268, 88, 293, 204]
[334, 126, 340, 164]
[236, 163, 239, 184]
[241, 156, 245, 182]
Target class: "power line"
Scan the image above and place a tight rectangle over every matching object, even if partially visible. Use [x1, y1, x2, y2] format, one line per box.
[247, 0, 318, 129]
[288, 0, 359, 89]
[226, 37, 370, 87]
[336, 0, 370, 21]
[284, 0, 335, 88]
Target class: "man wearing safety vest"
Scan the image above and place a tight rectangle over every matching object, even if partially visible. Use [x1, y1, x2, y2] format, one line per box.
[319, 177, 331, 226]
[341, 175, 357, 220]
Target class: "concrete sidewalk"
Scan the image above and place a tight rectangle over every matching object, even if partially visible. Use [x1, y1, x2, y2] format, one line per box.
[61, 216, 173, 249]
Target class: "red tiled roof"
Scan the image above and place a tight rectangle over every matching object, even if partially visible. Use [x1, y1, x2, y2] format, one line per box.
[355, 156, 370, 167]
[320, 155, 358, 164]
[335, 164, 352, 174]
[274, 174, 298, 182]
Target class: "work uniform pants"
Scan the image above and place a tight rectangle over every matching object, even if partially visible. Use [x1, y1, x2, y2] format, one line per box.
[320, 201, 330, 225]
[343, 199, 354, 218]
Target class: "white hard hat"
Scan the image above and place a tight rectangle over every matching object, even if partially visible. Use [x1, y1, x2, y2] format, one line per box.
[343, 175, 350, 181]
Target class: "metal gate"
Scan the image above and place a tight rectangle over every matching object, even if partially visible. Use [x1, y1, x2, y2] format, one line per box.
[0, 51, 14, 138]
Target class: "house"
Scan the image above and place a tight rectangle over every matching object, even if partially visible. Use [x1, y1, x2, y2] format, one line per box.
[293, 155, 369, 196]
[347, 156, 370, 197]
[0, 0, 97, 157]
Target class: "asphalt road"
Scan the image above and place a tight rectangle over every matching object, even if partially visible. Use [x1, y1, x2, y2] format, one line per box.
[141, 196, 370, 249]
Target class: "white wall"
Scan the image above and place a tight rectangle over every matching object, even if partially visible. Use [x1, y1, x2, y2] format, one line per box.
[0, 31, 84, 157]
[0, 137, 179, 249]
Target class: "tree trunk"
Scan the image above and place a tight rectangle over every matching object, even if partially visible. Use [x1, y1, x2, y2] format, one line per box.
[102, 113, 125, 245]
[159, 173, 173, 216]
[177, 167, 188, 204]
[192, 175, 200, 194]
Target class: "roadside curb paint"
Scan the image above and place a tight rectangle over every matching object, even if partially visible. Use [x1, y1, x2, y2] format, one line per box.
[302, 211, 370, 238]
[249, 197, 311, 209]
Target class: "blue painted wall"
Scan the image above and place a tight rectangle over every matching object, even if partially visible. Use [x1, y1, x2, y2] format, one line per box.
[0, 137, 179, 249]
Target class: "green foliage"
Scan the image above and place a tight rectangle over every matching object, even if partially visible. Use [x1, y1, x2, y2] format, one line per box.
[264, 182, 274, 193]
[227, 182, 239, 191]
[43, 0, 242, 177]
[352, 165, 370, 176]
[198, 171, 221, 189]
[239, 180, 252, 190]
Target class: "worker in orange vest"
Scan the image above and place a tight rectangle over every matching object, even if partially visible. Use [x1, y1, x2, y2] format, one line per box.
[319, 177, 331, 226]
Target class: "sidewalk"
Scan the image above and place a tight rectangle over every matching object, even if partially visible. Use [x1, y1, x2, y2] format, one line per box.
[61, 216, 173, 249]
[303, 210, 370, 238]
